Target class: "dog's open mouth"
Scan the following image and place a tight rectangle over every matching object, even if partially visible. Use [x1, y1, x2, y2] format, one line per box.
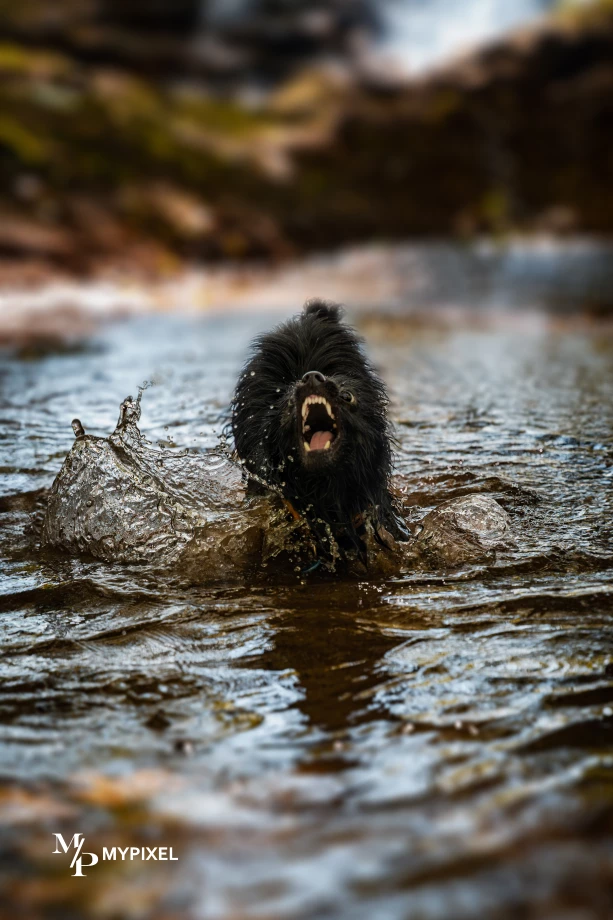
[301, 395, 338, 453]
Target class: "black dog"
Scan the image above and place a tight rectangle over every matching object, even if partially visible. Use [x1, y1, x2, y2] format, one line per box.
[231, 300, 406, 562]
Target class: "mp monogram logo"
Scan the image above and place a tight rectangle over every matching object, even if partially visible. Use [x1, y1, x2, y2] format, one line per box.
[52, 833, 99, 877]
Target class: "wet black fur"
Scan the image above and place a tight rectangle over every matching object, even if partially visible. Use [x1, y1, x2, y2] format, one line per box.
[231, 300, 406, 559]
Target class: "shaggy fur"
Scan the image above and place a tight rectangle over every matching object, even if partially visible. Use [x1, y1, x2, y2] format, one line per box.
[231, 300, 406, 560]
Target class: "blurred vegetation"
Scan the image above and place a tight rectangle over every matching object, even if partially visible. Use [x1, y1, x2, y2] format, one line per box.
[0, 0, 612, 277]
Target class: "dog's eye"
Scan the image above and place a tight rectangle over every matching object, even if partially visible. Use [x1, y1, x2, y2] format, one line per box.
[340, 390, 355, 404]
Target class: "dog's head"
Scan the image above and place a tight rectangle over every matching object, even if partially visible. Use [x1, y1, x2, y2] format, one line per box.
[231, 300, 395, 537]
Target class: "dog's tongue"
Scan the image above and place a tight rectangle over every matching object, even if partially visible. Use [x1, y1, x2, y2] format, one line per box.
[310, 430, 332, 451]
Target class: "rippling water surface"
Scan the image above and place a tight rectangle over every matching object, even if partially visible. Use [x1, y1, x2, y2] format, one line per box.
[1, 311, 612, 919]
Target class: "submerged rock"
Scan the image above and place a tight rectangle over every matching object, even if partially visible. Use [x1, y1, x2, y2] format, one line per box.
[41, 397, 511, 577]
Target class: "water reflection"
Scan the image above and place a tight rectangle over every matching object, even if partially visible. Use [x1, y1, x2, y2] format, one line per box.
[252, 587, 401, 748]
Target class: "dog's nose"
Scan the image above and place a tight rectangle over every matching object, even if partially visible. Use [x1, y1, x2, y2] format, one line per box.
[302, 371, 326, 385]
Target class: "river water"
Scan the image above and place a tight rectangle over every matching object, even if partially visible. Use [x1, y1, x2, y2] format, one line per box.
[0, 306, 612, 918]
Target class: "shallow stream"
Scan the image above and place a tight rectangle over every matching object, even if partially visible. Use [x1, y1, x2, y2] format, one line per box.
[1, 309, 612, 918]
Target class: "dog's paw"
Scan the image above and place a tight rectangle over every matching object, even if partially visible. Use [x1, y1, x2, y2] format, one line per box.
[303, 298, 343, 323]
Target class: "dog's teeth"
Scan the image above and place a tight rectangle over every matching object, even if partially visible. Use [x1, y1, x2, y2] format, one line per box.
[323, 439, 331, 449]
[304, 441, 310, 452]
[303, 425, 310, 431]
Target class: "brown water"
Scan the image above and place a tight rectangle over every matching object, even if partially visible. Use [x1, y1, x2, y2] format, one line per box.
[1, 311, 612, 919]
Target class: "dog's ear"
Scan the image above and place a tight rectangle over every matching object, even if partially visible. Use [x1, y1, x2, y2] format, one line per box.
[303, 299, 343, 323]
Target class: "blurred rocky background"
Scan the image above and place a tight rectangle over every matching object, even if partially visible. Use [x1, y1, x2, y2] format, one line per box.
[0, 0, 612, 283]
